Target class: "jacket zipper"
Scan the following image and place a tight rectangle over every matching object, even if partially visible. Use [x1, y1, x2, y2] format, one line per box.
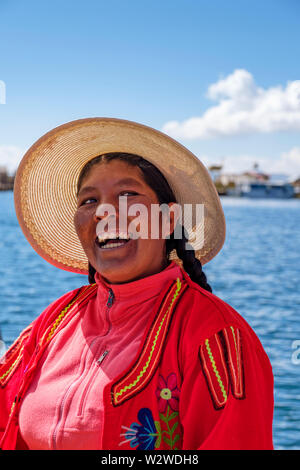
[76, 289, 114, 418]
[106, 288, 114, 307]
[104, 288, 114, 335]
[51, 287, 115, 449]
[97, 350, 109, 365]
[76, 347, 110, 418]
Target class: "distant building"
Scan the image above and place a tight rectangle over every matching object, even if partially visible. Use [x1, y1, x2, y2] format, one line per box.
[292, 178, 300, 197]
[218, 163, 269, 187]
[218, 172, 255, 187]
[223, 164, 294, 199]
[208, 164, 223, 182]
[0, 166, 14, 190]
[208, 162, 296, 198]
[237, 181, 295, 199]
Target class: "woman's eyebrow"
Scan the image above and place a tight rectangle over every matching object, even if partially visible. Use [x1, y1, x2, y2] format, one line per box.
[77, 178, 143, 197]
[115, 177, 143, 187]
[77, 185, 97, 197]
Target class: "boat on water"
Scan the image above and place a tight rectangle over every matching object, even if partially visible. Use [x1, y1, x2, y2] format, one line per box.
[211, 162, 298, 199]
[228, 181, 295, 199]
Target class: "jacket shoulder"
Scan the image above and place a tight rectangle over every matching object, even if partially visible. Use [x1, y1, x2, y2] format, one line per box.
[178, 278, 263, 349]
[175, 279, 273, 410]
[0, 283, 94, 388]
[32, 283, 98, 345]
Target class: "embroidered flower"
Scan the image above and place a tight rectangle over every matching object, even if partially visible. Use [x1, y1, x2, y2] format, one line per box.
[156, 373, 180, 413]
[120, 408, 160, 450]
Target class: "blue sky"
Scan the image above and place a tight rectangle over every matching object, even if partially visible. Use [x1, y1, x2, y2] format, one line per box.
[0, 0, 300, 178]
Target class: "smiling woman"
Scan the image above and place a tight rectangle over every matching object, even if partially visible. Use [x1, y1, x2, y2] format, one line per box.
[0, 118, 274, 450]
[74, 152, 212, 288]
[74, 155, 172, 285]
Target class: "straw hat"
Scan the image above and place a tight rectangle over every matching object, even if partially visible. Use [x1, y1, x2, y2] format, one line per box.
[14, 117, 226, 275]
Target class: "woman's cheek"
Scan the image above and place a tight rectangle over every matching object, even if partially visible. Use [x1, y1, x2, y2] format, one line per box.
[147, 209, 163, 240]
[73, 209, 92, 240]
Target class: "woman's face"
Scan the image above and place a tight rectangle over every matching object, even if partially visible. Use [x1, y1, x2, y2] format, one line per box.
[74, 160, 176, 284]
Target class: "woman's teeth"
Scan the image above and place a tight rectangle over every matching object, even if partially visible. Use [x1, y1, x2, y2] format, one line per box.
[100, 240, 128, 249]
[97, 231, 130, 244]
[96, 232, 132, 250]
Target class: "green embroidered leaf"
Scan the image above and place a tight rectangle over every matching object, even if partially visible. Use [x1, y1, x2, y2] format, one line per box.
[163, 435, 172, 447]
[170, 422, 178, 435]
[169, 411, 179, 421]
[159, 412, 168, 423]
[173, 434, 180, 445]
[155, 420, 161, 433]
[154, 421, 162, 449]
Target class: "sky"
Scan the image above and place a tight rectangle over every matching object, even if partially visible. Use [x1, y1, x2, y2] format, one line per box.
[0, 0, 300, 179]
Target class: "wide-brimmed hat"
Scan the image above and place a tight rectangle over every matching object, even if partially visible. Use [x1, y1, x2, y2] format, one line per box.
[14, 117, 226, 275]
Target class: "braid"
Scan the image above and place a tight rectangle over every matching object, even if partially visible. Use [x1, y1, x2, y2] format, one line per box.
[88, 263, 96, 284]
[166, 225, 212, 293]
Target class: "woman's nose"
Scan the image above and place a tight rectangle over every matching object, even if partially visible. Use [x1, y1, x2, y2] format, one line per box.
[94, 202, 117, 219]
[94, 205, 121, 238]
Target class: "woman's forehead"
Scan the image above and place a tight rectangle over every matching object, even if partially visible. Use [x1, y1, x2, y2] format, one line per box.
[86, 159, 143, 178]
[78, 159, 148, 192]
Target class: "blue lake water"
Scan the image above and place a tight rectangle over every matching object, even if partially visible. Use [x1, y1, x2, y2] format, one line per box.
[0, 191, 299, 449]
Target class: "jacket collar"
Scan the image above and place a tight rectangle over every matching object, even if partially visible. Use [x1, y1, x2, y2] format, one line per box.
[94, 261, 183, 307]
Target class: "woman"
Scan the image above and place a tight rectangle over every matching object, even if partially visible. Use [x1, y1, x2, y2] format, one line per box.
[0, 118, 274, 450]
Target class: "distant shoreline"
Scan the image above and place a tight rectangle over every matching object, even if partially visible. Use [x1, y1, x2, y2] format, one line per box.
[1, 186, 300, 199]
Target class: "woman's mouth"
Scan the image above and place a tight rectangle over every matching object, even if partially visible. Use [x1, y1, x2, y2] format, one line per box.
[95, 233, 133, 250]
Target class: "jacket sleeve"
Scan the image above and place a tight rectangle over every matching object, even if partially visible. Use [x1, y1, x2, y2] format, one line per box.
[179, 324, 274, 450]
[0, 321, 37, 442]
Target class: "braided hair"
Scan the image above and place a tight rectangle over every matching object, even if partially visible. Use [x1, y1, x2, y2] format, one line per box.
[77, 153, 212, 292]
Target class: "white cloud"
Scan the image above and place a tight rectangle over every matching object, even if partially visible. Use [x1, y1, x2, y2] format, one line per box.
[0, 146, 24, 175]
[162, 69, 300, 139]
[267, 147, 300, 179]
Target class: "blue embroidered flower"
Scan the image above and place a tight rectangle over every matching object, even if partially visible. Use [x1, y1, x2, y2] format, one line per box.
[120, 408, 159, 450]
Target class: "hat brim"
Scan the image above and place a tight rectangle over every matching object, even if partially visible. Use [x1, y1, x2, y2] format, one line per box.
[14, 117, 226, 275]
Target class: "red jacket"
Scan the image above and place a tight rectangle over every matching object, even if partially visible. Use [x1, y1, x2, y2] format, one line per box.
[0, 269, 274, 450]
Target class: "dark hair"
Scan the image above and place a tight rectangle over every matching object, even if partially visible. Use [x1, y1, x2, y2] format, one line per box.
[77, 153, 212, 292]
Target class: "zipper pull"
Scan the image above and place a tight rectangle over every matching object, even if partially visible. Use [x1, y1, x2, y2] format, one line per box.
[97, 350, 109, 365]
[106, 288, 114, 307]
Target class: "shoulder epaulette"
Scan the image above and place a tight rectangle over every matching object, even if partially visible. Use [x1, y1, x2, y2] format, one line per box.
[199, 325, 245, 410]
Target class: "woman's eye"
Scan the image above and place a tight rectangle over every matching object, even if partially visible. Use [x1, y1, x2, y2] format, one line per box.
[81, 198, 97, 206]
[121, 191, 138, 197]
[78, 192, 137, 206]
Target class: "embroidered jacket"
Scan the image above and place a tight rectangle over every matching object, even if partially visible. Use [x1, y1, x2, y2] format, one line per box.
[0, 269, 274, 450]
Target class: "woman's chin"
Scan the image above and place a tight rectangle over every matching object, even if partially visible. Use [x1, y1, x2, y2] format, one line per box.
[90, 238, 165, 284]
[95, 263, 141, 284]
[92, 239, 140, 283]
